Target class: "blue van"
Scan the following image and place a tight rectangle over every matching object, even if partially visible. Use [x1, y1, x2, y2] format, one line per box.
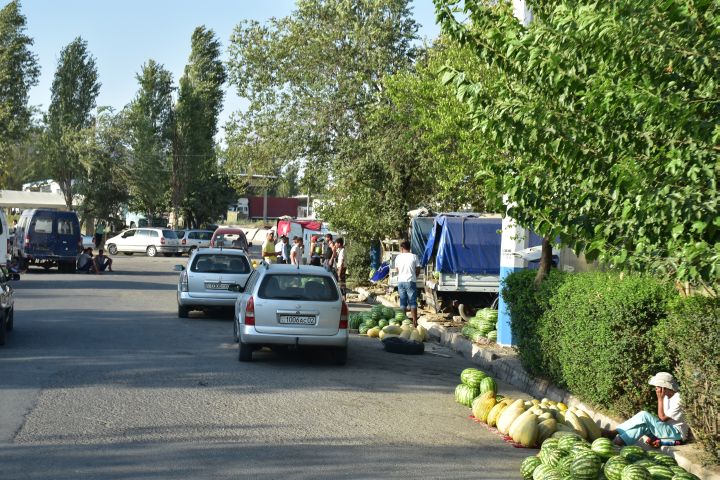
[12, 209, 82, 272]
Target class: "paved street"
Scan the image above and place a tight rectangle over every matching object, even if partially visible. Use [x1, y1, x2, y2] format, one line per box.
[0, 255, 529, 479]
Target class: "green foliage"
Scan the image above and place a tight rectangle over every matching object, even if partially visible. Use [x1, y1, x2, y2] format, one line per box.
[662, 295, 720, 462]
[44, 36, 101, 209]
[503, 270, 676, 417]
[345, 237, 372, 285]
[125, 59, 174, 221]
[500, 269, 567, 378]
[175, 27, 228, 227]
[0, 0, 39, 178]
[435, 0, 720, 288]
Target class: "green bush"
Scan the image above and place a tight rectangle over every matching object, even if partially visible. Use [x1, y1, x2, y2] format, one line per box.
[663, 295, 720, 462]
[501, 269, 567, 378]
[546, 272, 675, 417]
[345, 237, 371, 286]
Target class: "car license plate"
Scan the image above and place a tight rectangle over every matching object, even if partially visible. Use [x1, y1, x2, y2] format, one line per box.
[278, 315, 316, 325]
[205, 282, 230, 290]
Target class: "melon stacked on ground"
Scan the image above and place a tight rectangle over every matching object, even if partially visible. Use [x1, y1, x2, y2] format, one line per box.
[462, 308, 499, 343]
[521, 433, 700, 480]
[349, 305, 427, 342]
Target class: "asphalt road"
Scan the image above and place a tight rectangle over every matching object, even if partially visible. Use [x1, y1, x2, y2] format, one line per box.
[0, 254, 530, 479]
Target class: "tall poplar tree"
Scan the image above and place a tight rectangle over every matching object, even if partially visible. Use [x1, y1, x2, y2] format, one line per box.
[126, 59, 174, 223]
[0, 0, 39, 183]
[174, 26, 232, 227]
[44, 37, 100, 210]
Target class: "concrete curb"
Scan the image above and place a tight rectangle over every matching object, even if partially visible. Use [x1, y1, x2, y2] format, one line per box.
[355, 287, 720, 480]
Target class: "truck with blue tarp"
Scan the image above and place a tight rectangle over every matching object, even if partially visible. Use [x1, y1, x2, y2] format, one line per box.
[420, 214, 545, 316]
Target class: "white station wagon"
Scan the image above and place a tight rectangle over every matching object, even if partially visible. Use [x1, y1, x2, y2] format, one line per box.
[232, 263, 348, 364]
[175, 248, 253, 317]
[106, 228, 180, 257]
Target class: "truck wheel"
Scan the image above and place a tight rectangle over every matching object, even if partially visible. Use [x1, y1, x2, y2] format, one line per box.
[459, 304, 476, 322]
[146, 246, 157, 257]
[107, 244, 118, 255]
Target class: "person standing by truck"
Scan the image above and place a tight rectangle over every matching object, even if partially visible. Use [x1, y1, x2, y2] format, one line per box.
[394, 240, 420, 327]
[94, 221, 106, 248]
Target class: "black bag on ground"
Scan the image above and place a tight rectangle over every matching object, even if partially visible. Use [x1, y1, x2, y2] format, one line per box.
[382, 336, 425, 355]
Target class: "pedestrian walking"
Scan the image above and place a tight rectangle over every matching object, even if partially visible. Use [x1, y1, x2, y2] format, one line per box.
[262, 231, 278, 264]
[394, 240, 420, 327]
[334, 238, 346, 299]
[290, 236, 304, 266]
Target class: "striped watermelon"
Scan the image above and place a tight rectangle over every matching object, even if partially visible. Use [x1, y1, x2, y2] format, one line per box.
[541, 438, 561, 452]
[558, 434, 583, 451]
[487, 329, 498, 342]
[364, 318, 378, 329]
[570, 451, 602, 480]
[454, 383, 480, 407]
[621, 464, 651, 480]
[532, 464, 558, 480]
[645, 465, 674, 480]
[377, 319, 388, 329]
[521, 456, 542, 480]
[670, 472, 699, 480]
[358, 324, 370, 334]
[479, 376, 497, 395]
[650, 453, 677, 468]
[620, 446, 646, 463]
[539, 447, 566, 467]
[635, 459, 657, 469]
[591, 437, 616, 459]
[604, 456, 631, 480]
[460, 368, 487, 388]
[570, 443, 593, 456]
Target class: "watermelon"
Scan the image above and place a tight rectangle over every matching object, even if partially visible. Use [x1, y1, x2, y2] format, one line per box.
[377, 319, 388, 329]
[569, 451, 602, 480]
[487, 330, 498, 342]
[358, 324, 370, 334]
[539, 447, 566, 467]
[349, 314, 363, 329]
[645, 465, 674, 480]
[370, 310, 382, 321]
[454, 384, 480, 407]
[521, 455, 542, 480]
[558, 433, 583, 451]
[634, 459, 657, 469]
[382, 307, 394, 319]
[479, 376, 497, 395]
[532, 464, 558, 480]
[591, 437, 616, 459]
[394, 311, 406, 322]
[621, 464, 651, 480]
[462, 325, 479, 338]
[620, 446, 646, 463]
[650, 454, 677, 468]
[541, 438, 561, 452]
[460, 368, 487, 388]
[670, 472, 699, 480]
[604, 456, 631, 480]
[471, 330, 486, 343]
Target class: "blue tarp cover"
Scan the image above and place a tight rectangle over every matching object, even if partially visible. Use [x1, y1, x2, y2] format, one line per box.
[421, 215, 503, 274]
[410, 216, 435, 258]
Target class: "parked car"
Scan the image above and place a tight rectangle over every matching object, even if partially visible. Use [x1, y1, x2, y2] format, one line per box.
[231, 264, 348, 364]
[12, 209, 82, 272]
[174, 248, 253, 317]
[0, 266, 20, 346]
[177, 229, 214, 255]
[105, 228, 180, 257]
[209, 227, 251, 251]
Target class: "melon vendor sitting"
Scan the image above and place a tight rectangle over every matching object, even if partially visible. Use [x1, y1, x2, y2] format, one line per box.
[606, 372, 688, 447]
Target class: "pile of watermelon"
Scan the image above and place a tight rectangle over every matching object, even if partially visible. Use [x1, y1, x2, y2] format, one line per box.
[521, 434, 699, 480]
[454, 368, 499, 407]
[462, 308, 499, 343]
[349, 304, 408, 332]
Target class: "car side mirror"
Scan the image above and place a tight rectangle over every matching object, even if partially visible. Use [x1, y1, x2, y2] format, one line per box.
[9, 273, 20, 281]
[173, 265, 185, 272]
[228, 284, 243, 293]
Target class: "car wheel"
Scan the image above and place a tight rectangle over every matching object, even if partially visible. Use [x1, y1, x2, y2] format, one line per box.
[6, 307, 13, 332]
[233, 319, 239, 342]
[107, 244, 118, 255]
[0, 311, 6, 345]
[238, 341, 252, 362]
[146, 246, 157, 257]
[178, 304, 189, 318]
[332, 347, 348, 365]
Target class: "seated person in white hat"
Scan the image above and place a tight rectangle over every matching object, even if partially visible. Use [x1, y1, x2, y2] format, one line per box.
[606, 372, 688, 447]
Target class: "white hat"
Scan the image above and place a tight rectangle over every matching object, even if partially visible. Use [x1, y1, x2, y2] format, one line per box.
[649, 372, 679, 391]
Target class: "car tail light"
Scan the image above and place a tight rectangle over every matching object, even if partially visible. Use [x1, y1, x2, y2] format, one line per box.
[181, 238, 186, 245]
[245, 296, 255, 326]
[24, 235, 30, 247]
[180, 272, 188, 292]
[160, 237, 166, 245]
[339, 301, 348, 329]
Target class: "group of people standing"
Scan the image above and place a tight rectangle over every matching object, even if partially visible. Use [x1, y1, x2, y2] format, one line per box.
[260, 231, 347, 293]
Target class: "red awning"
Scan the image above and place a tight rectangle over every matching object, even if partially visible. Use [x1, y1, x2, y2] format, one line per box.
[277, 219, 323, 236]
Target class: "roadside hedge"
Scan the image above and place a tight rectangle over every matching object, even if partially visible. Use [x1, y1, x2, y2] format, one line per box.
[662, 295, 720, 462]
[503, 271, 674, 416]
[503, 269, 720, 461]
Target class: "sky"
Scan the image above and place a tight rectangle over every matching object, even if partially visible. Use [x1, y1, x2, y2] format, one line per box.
[17, 0, 441, 136]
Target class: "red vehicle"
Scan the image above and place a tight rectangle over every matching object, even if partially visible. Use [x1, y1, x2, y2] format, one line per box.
[210, 228, 251, 251]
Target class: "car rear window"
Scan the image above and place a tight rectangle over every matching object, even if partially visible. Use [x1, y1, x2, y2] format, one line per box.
[162, 229, 177, 239]
[258, 274, 338, 301]
[191, 254, 251, 274]
[33, 217, 53, 233]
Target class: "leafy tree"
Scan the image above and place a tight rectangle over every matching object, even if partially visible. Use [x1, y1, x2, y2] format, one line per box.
[44, 37, 100, 210]
[125, 60, 175, 223]
[436, 0, 720, 287]
[0, 0, 39, 182]
[74, 107, 130, 224]
[174, 26, 230, 227]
